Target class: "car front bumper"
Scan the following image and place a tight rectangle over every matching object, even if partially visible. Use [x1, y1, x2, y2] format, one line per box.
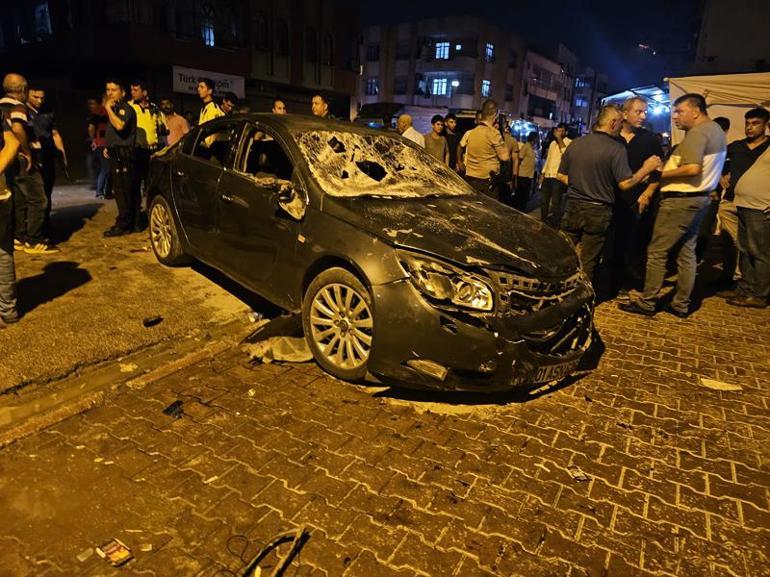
[367, 278, 595, 393]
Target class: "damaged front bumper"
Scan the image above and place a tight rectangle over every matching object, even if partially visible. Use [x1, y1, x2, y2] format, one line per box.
[367, 271, 594, 393]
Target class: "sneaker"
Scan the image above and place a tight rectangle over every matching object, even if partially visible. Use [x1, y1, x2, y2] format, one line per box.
[616, 289, 631, 302]
[13, 238, 23, 249]
[103, 227, 131, 238]
[726, 295, 767, 308]
[663, 304, 690, 319]
[0, 310, 19, 324]
[23, 242, 60, 254]
[618, 301, 656, 317]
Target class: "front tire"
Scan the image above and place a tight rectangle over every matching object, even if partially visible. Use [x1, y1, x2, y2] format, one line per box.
[302, 267, 374, 381]
[149, 195, 190, 266]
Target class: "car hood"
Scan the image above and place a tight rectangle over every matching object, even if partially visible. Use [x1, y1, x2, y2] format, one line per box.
[322, 195, 579, 278]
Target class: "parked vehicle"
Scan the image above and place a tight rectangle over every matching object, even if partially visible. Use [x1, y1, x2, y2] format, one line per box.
[147, 114, 595, 392]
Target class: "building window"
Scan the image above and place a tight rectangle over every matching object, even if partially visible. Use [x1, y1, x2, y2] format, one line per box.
[33, 1, 53, 39]
[432, 78, 448, 96]
[366, 78, 379, 96]
[253, 12, 268, 50]
[485, 42, 494, 62]
[366, 43, 380, 62]
[201, 3, 215, 46]
[394, 76, 407, 95]
[481, 79, 491, 97]
[275, 18, 289, 55]
[322, 32, 334, 65]
[435, 42, 449, 60]
[306, 27, 318, 62]
[575, 97, 588, 108]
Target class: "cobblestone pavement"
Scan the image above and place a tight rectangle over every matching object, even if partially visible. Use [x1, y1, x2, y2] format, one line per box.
[0, 293, 768, 577]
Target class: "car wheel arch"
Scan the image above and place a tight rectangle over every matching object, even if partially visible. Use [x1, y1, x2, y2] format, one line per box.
[301, 255, 372, 299]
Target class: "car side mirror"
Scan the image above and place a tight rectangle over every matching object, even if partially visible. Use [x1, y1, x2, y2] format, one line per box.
[277, 184, 307, 220]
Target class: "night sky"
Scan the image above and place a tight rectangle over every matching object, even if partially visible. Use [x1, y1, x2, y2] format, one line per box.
[343, 0, 703, 92]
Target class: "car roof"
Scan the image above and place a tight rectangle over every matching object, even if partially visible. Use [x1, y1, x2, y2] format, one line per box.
[207, 113, 387, 138]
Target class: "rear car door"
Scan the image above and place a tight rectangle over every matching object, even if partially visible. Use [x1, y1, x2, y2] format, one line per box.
[215, 123, 303, 301]
[172, 121, 243, 256]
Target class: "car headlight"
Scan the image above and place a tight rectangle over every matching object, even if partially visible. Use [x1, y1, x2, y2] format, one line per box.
[398, 251, 494, 312]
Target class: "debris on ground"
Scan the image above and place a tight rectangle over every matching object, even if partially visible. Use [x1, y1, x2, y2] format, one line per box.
[142, 316, 163, 328]
[95, 538, 133, 567]
[162, 400, 184, 419]
[247, 310, 264, 323]
[76, 548, 94, 563]
[566, 465, 591, 482]
[243, 337, 312, 364]
[699, 377, 742, 392]
[229, 525, 309, 577]
[242, 313, 311, 364]
[119, 363, 139, 373]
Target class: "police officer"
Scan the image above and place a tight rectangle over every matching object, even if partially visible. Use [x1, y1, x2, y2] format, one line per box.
[459, 99, 510, 200]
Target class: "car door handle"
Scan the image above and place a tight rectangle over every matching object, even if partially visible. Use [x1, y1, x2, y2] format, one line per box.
[220, 193, 234, 203]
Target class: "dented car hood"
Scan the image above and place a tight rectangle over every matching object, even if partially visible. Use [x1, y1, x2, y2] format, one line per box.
[322, 195, 580, 278]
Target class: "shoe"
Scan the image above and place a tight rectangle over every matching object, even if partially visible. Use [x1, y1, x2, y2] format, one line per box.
[618, 301, 656, 317]
[716, 289, 739, 299]
[726, 296, 767, 308]
[96, 193, 105, 199]
[23, 242, 60, 254]
[103, 227, 131, 238]
[13, 238, 23, 249]
[663, 304, 689, 319]
[0, 311, 19, 324]
[616, 289, 631, 302]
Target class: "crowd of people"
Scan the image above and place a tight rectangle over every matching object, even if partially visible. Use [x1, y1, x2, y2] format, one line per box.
[1, 72, 768, 331]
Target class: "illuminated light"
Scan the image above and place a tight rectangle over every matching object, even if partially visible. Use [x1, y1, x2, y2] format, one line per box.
[455, 44, 462, 50]
[451, 80, 460, 87]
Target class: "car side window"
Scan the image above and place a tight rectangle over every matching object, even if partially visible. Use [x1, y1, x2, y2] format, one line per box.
[180, 131, 196, 156]
[191, 123, 240, 167]
[240, 126, 294, 182]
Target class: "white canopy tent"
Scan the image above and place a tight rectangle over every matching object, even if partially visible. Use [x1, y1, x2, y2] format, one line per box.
[667, 72, 770, 144]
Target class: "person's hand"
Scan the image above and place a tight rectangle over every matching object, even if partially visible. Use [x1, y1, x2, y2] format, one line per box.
[637, 192, 652, 213]
[709, 190, 720, 201]
[720, 174, 730, 190]
[103, 148, 109, 159]
[763, 207, 770, 221]
[642, 155, 662, 172]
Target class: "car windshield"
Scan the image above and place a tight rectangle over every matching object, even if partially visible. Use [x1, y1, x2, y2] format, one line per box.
[296, 130, 472, 198]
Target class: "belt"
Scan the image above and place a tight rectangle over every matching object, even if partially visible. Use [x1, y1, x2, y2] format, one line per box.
[660, 190, 709, 199]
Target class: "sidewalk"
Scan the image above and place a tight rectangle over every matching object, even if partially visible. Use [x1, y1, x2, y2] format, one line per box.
[0, 185, 253, 393]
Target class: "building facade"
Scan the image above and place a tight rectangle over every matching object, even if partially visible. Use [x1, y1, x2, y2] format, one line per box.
[359, 16, 527, 116]
[0, 0, 359, 177]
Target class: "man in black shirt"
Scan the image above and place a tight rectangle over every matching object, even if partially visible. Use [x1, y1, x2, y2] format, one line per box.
[27, 87, 68, 239]
[103, 79, 138, 237]
[558, 104, 661, 286]
[718, 108, 770, 296]
[443, 113, 461, 172]
[612, 97, 663, 297]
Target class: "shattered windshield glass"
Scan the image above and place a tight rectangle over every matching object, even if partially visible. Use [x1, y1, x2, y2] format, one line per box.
[297, 130, 472, 198]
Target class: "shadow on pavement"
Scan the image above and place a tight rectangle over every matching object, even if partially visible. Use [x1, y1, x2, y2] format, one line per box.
[192, 261, 283, 318]
[17, 261, 92, 315]
[50, 202, 102, 244]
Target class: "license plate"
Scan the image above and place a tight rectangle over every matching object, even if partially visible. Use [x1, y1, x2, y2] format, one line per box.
[533, 359, 580, 383]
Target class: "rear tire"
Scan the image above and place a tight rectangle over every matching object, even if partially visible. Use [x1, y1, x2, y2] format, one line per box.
[302, 267, 374, 381]
[149, 195, 191, 266]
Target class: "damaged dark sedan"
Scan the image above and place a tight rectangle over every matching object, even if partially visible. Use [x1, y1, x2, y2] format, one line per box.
[146, 114, 594, 392]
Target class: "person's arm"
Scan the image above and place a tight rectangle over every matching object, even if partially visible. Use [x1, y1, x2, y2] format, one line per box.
[443, 139, 449, 165]
[493, 132, 510, 163]
[661, 130, 706, 181]
[87, 121, 97, 149]
[556, 172, 568, 186]
[52, 129, 67, 167]
[104, 101, 126, 131]
[0, 130, 20, 173]
[618, 155, 662, 191]
[9, 116, 30, 161]
[540, 142, 553, 186]
[456, 142, 465, 173]
[636, 182, 660, 212]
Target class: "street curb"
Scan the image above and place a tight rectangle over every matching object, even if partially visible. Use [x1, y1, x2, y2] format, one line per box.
[0, 320, 252, 448]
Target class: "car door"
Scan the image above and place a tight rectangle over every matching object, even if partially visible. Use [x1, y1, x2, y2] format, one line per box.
[172, 121, 243, 256]
[215, 123, 302, 300]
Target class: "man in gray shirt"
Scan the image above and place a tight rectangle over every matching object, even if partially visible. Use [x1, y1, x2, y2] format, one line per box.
[557, 105, 661, 286]
[423, 115, 448, 164]
[621, 93, 727, 317]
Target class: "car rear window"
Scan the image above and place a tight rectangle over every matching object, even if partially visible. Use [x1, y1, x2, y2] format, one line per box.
[297, 130, 471, 198]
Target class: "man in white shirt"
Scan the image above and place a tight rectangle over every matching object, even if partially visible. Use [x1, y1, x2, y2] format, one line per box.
[539, 123, 571, 226]
[396, 114, 424, 147]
